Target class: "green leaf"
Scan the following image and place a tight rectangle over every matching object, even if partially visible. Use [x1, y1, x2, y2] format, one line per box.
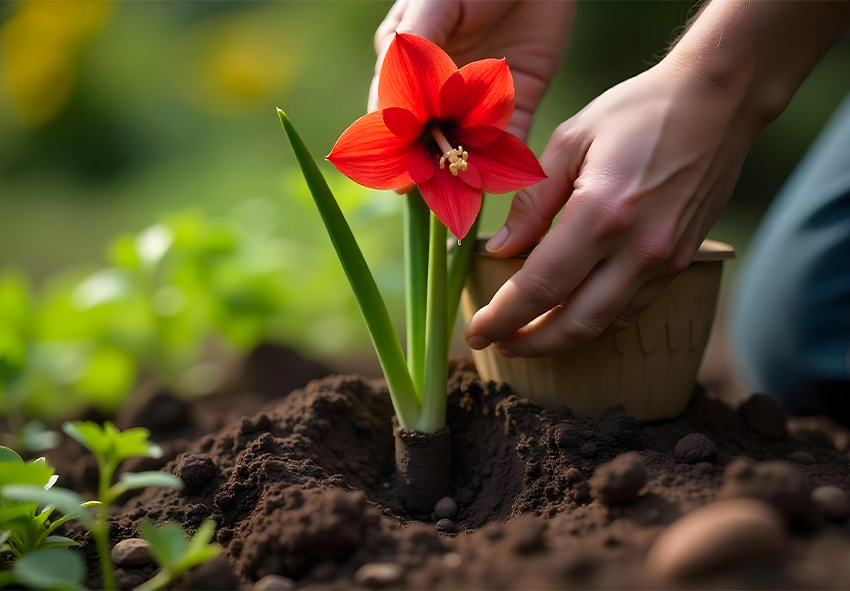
[63, 421, 159, 467]
[138, 520, 221, 589]
[139, 522, 188, 571]
[12, 548, 85, 590]
[109, 471, 184, 498]
[277, 109, 419, 428]
[0, 446, 23, 463]
[0, 485, 93, 529]
[0, 463, 55, 488]
[40, 535, 79, 549]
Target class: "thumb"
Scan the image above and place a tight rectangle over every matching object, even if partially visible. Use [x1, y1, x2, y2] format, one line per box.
[370, 0, 460, 111]
[486, 123, 591, 256]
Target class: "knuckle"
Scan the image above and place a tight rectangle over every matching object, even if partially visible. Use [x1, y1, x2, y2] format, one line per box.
[592, 203, 635, 242]
[563, 315, 606, 343]
[509, 189, 539, 220]
[667, 248, 695, 274]
[636, 239, 676, 271]
[553, 121, 580, 150]
[515, 274, 564, 310]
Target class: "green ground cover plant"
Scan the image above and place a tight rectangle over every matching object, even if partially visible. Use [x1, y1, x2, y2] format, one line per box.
[0, 422, 219, 590]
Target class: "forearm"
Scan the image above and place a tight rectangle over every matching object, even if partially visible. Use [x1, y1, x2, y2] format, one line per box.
[663, 0, 850, 129]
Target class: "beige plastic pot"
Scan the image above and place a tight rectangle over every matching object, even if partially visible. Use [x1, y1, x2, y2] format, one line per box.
[460, 239, 735, 421]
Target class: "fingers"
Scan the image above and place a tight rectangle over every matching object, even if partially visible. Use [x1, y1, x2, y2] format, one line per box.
[494, 258, 650, 357]
[464, 206, 602, 349]
[485, 122, 591, 256]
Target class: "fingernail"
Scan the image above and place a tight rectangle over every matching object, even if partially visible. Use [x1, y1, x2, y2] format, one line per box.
[485, 227, 508, 252]
[466, 335, 491, 350]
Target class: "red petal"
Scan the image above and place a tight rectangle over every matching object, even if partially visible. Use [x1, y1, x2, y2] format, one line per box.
[418, 167, 483, 240]
[439, 59, 514, 129]
[465, 130, 546, 194]
[328, 111, 435, 190]
[379, 33, 457, 122]
[382, 107, 423, 140]
[455, 124, 504, 148]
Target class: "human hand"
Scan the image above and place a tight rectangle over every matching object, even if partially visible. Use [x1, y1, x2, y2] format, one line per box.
[464, 61, 765, 357]
[370, 0, 574, 140]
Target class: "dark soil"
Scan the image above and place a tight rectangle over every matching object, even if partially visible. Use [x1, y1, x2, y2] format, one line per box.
[51, 349, 850, 589]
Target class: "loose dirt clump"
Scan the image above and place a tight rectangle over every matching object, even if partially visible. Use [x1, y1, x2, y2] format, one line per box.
[64, 359, 850, 589]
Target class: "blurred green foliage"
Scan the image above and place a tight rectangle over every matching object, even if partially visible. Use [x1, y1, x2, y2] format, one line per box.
[0, 190, 400, 434]
[0, 1, 848, 365]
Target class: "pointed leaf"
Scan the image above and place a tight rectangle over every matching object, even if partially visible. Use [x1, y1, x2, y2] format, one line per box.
[110, 471, 184, 498]
[139, 521, 188, 571]
[277, 109, 419, 428]
[0, 485, 92, 529]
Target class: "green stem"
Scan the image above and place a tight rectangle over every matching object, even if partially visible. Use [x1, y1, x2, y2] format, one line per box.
[415, 215, 448, 433]
[277, 109, 420, 428]
[95, 462, 117, 591]
[446, 206, 483, 345]
[403, 190, 430, 399]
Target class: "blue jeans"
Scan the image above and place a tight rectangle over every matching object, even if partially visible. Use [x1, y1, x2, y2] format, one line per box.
[731, 94, 850, 421]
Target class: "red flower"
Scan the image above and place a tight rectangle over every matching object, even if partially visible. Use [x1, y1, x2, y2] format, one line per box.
[327, 34, 546, 240]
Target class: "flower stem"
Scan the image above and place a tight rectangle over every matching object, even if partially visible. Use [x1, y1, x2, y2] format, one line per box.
[415, 214, 448, 433]
[277, 109, 420, 428]
[404, 190, 430, 399]
[446, 203, 482, 344]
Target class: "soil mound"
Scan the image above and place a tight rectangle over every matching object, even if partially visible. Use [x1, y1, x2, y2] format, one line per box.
[89, 361, 850, 589]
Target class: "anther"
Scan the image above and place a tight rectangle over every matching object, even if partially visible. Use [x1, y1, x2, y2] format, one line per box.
[431, 128, 469, 177]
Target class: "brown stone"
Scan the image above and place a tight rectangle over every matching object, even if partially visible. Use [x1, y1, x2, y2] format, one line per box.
[354, 563, 404, 588]
[590, 452, 648, 505]
[674, 433, 717, 464]
[646, 499, 787, 581]
[811, 485, 850, 520]
[111, 538, 152, 567]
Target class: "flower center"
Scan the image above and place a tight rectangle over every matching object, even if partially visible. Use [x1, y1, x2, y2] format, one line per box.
[431, 128, 468, 176]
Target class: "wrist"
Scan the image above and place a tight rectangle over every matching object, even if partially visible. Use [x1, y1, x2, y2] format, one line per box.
[660, 0, 850, 136]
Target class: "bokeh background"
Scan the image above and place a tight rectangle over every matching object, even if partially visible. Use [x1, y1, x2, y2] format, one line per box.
[1, 0, 848, 433]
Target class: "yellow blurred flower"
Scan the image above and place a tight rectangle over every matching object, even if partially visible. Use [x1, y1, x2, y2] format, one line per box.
[0, 0, 111, 126]
[181, 11, 296, 116]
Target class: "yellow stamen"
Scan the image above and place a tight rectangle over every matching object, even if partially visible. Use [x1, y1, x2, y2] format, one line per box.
[431, 128, 469, 177]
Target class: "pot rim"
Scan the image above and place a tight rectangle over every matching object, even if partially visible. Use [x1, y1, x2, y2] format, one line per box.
[459, 236, 735, 262]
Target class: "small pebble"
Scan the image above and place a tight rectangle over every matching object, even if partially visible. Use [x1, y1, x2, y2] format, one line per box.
[811, 485, 850, 520]
[442, 552, 462, 568]
[564, 467, 584, 485]
[111, 538, 152, 566]
[646, 498, 787, 581]
[590, 452, 648, 505]
[435, 496, 458, 519]
[435, 518, 457, 533]
[354, 563, 404, 588]
[739, 394, 788, 440]
[174, 453, 217, 494]
[253, 575, 296, 591]
[674, 433, 717, 464]
[718, 458, 818, 526]
[789, 451, 816, 465]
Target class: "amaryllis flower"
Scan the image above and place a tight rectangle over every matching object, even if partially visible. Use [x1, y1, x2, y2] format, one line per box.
[327, 33, 546, 240]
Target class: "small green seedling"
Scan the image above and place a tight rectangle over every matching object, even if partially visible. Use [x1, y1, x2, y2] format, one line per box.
[135, 520, 221, 591]
[0, 446, 92, 590]
[62, 421, 184, 591]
